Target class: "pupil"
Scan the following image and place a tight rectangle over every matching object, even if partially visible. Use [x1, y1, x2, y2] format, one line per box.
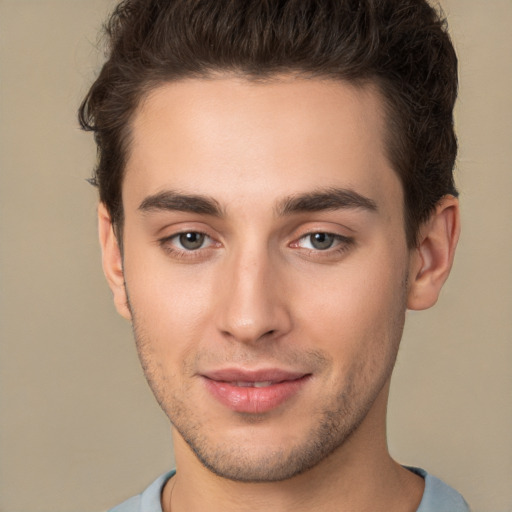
[179, 232, 205, 250]
[311, 233, 334, 250]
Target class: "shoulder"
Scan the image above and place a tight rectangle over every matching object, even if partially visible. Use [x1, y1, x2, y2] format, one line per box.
[108, 471, 176, 512]
[408, 467, 470, 512]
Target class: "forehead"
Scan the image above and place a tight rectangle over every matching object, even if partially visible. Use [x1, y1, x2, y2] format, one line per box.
[124, 76, 402, 215]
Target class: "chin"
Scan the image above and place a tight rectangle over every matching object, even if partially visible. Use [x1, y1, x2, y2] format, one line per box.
[173, 402, 368, 483]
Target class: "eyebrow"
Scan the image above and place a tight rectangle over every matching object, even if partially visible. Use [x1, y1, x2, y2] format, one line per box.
[139, 191, 223, 216]
[138, 187, 377, 218]
[276, 187, 378, 216]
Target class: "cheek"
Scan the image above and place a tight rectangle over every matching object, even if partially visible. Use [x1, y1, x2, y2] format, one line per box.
[292, 250, 408, 366]
[123, 251, 217, 356]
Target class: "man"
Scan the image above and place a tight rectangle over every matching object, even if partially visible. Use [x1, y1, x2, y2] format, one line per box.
[79, 0, 468, 510]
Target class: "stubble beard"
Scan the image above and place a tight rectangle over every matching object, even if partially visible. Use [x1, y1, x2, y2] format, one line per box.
[126, 279, 407, 483]
[169, 371, 384, 483]
[131, 330, 402, 483]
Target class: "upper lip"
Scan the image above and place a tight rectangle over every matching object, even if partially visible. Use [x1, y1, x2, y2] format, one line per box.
[202, 368, 309, 383]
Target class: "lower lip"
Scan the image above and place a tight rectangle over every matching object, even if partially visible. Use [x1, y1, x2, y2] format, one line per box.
[203, 376, 310, 414]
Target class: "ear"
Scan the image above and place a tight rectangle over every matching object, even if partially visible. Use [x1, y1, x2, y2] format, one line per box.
[98, 203, 132, 321]
[407, 195, 461, 310]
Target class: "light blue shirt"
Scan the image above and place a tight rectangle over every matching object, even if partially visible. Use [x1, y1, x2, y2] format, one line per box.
[109, 467, 470, 512]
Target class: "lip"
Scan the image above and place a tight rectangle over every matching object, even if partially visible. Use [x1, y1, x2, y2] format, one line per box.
[201, 368, 311, 414]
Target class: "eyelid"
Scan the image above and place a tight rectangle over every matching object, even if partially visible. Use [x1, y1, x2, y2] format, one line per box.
[171, 232, 210, 250]
[155, 219, 219, 241]
[157, 227, 222, 261]
[298, 233, 342, 248]
[287, 229, 356, 262]
[292, 232, 352, 247]
[161, 230, 217, 245]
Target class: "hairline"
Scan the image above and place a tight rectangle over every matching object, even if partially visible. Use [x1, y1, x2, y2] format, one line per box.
[111, 71, 415, 249]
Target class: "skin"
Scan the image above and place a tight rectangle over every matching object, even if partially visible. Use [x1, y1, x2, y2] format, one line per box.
[99, 76, 460, 512]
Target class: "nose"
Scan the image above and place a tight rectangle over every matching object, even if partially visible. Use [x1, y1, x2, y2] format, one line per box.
[214, 248, 292, 345]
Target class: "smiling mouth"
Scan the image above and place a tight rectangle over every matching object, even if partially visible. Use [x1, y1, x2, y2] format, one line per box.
[229, 380, 282, 388]
[202, 371, 311, 413]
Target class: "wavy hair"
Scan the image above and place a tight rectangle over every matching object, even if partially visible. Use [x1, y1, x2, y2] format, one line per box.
[79, 0, 458, 247]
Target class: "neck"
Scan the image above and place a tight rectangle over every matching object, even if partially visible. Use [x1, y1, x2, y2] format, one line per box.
[163, 384, 424, 512]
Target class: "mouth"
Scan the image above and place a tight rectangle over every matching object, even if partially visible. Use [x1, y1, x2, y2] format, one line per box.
[228, 381, 277, 388]
[201, 369, 311, 414]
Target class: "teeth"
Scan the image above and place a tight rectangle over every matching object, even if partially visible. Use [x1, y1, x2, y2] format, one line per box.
[253, 381, 274, 388]
[232, 381, 274, 388]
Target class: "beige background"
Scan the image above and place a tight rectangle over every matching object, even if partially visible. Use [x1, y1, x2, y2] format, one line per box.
[0, 1, 510, 511]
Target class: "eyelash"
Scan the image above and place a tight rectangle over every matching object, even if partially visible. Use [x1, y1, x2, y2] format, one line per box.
[158, 231, 218, 259]
[291, 232, 354, 257]
[158, 231, 354, 260]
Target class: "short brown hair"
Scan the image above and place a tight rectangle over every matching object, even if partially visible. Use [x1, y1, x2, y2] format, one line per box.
[79, 0, 458, 247]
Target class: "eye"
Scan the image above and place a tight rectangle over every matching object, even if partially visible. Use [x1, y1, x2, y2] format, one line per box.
[298, 232, 340, 250]
[158, 230, 221, 261]
[171, 232, 210, 251]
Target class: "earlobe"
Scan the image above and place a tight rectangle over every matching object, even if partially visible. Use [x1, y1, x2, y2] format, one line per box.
[407, 195, 461, 311]
[98, 203, 132, 321]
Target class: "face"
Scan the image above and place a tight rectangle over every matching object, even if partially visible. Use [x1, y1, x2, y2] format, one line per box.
[111, 77, 416, 481]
